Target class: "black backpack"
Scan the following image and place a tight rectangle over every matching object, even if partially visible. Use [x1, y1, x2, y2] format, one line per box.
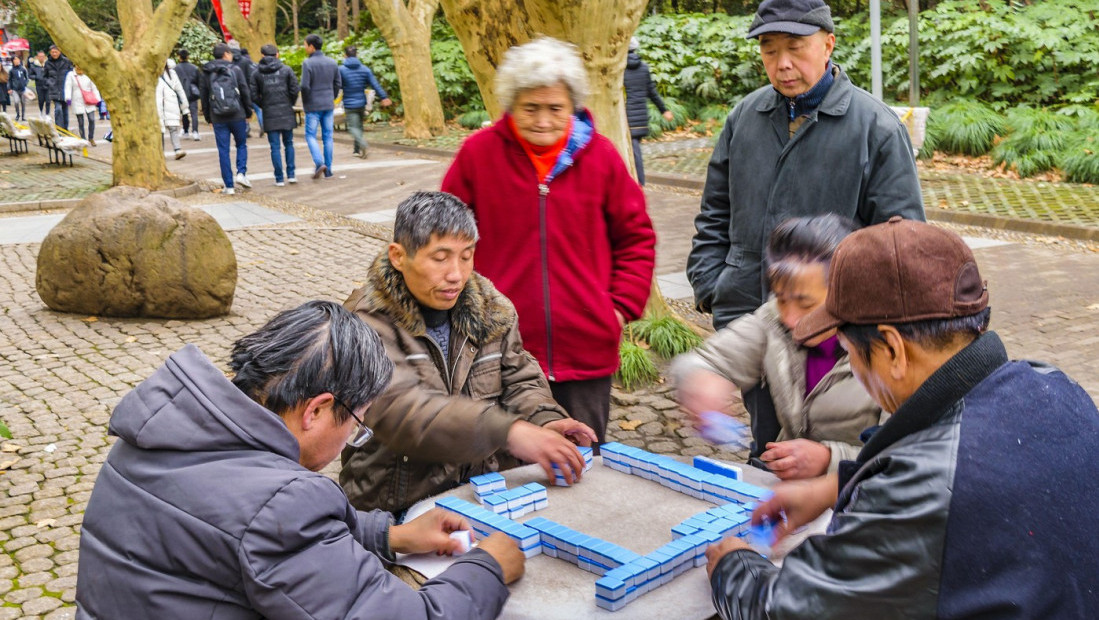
[209, 65, 243, 117]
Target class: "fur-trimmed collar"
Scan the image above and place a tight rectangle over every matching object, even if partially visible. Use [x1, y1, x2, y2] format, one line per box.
[350, 255, 516, 344]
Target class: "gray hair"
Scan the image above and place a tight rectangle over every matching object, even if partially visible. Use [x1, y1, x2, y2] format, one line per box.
[393, 191, 479, 256]
[230, 300, 393, 421]
[496, 36, 588, 112]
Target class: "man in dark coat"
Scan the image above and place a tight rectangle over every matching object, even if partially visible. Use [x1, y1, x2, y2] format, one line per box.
[200, 42, 253, 194]
[28, 51, 50, 117]
[43, 45, 73, 129]
[76, 300, 524, 619]
[623, 36, 672, 186]
[228, 39, 262, 136]
[707, 218, 1099, 620]
[174, 49, 202, 140]
[686, 0, 925, 462]
[250, 44, 300, 186]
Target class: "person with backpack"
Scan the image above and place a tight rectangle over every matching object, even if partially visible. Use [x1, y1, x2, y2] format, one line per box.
[250, 44, 299, 186]
[174, 49, 202, 141]
[157, 59, 189, 160]
[228, 40, 263, 137]
[7, 56, 29, 121]
[338, 46, 392, 159]
[201, 42, 253, 195]
[300, 34, 341, 179]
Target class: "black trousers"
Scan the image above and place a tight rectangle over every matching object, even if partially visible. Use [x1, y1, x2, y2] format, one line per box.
[550, 376, 612, 445]
[743, 383, 780, 462]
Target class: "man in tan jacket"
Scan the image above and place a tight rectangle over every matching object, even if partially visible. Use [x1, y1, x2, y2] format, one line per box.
[342, 191, 596, 515]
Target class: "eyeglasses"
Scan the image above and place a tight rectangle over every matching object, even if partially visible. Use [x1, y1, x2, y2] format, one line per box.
[332, 395, 374, 448]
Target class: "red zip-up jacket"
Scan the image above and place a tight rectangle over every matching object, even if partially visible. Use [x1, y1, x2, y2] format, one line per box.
[442, 111, 656, 382]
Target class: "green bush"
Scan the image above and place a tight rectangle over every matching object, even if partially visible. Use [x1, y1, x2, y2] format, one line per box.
[176, 20, 222, 64]
[1059, 131, 1099, 184]
[991, 107, 1075, 177]
[630, 316, 703, 358]
[926, 100, 1005, 156]
[458, 109, 490, 129]
[616, 341, 660, 390]
[647, 96, 690, 136]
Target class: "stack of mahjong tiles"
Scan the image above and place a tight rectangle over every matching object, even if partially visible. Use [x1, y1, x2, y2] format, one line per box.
[523, 517, 642, 576]
[549, 445, 593, 485]
[479, 482, 548, 519]
[600, 442, 770, 505]
[433, 496, 543, 558]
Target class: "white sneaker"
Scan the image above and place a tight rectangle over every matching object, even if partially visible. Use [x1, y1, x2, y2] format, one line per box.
[235, 173, 252, 188]
[275, 180, 285, 187]
[287, 176, 297, 184]
[192, 131, 200, 141]
[223, 187, 235, 195]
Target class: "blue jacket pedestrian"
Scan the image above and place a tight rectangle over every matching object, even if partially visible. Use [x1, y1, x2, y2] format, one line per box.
[338, 56, 389, 110]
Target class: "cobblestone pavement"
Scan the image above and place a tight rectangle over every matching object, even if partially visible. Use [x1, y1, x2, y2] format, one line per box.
[1, 122, 1098, 617]
[0, 149, 111, 206]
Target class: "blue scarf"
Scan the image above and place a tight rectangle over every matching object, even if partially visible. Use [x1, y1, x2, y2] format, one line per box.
[783, 61, 834, 121]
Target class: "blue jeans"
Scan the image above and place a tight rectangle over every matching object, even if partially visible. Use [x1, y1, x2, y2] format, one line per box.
[252, 104, 264, 130]
[53, 100, 69, 130]
[304, 109, 334, 175]
[267, 129, 295, 182]
[213, 119, 248, 188]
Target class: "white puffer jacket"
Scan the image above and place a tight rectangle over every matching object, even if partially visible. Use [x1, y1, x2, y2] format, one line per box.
[156, 64, 189, 130]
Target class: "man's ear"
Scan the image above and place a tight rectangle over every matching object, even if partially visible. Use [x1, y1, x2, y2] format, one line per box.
[299, 393, 335, 431]
[388, 242, 407, 272]
[878, 325, 909, 380]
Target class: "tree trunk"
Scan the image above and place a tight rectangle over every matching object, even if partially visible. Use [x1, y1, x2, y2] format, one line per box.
[441, 0, 679, 319]
[27, 0, 199, 189]
[337, 0, 349, 38]
[293, 0, 301, 44]
[363, 0, 445, 138]
[221, 0, 278, 57]
[352, 0, 361, 30]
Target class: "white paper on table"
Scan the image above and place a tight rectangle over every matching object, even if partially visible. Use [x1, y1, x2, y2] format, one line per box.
[393, 496, 463, 579]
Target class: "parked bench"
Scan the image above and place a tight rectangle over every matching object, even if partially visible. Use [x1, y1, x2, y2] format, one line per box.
[27, 117, 89, 166]
[0, 113, 32, 155]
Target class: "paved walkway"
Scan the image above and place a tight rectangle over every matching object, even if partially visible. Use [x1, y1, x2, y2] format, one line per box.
[1, 119, 1098, 618]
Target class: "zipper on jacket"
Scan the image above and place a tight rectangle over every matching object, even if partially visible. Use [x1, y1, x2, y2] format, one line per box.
[538, 182, 555, 381]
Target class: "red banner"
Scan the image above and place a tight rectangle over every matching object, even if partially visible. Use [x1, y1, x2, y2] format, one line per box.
[211, 0, 252, 41]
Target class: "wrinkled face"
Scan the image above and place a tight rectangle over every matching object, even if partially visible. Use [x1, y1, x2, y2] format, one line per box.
[759, 31, 835, 98]
[390, 234, 476, 311]
[49, 48, 60, 60]
[772, 261, 832, 345]
[511, 83, 574, 147]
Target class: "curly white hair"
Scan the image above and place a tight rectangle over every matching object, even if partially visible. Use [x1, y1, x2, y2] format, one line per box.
[495, 36, 589, 113]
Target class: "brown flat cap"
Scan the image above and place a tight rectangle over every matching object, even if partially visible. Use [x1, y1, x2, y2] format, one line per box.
[794, 217, 989, 343]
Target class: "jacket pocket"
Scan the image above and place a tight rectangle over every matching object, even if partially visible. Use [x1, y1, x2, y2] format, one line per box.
[467, 353, 503, 399]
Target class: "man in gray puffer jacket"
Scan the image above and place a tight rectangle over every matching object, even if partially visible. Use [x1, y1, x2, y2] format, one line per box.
[76, 300, 524, 619]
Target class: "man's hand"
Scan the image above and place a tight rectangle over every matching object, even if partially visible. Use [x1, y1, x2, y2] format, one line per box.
[542, 418, 597, 447]
[662, 110, 674, 122]
[752, 473, 839, 544]
[506, 420, 585, 484]
[760, 439, 831, 480]
[706, 536, 752, 579]
[388, 508, 472, 556]
[614, 309, 626, 329]
[380, 97, 393, 108]
[477, 532, 525, 584]
[677, 369, 736, 420]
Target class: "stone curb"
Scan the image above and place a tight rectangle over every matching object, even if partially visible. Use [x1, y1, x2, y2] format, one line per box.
[0, 183, 202, 214]
[641, 173, 1099, 242]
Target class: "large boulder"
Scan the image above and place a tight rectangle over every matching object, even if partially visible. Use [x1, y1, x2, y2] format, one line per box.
[36, 186, 237, 319]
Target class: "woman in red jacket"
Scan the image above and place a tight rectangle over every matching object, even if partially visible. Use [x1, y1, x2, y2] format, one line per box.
[442, 36, 656, 443]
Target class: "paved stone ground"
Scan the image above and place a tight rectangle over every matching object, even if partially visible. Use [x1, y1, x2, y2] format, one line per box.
[0, 147, 110, 205]
[1, 119, 1098, 617]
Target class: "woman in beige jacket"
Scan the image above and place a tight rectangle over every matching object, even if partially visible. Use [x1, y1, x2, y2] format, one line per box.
[675, 214, 884, 480]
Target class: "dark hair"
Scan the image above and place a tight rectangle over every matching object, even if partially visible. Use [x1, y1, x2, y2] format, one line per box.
[178, 49, 190, 60]
[393, 191, 479, 256]
[344, 45, 358, 57]
[765, 213, 859, 288]
[230, 300, 394, 420]
[213, 42, 230, 60]
[839, 307, 992, 364]
[305, 34, 323, 49]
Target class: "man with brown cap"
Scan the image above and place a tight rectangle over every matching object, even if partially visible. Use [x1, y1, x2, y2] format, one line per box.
[687, 0, 925, 463]
[704, 218, 1099, 619]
